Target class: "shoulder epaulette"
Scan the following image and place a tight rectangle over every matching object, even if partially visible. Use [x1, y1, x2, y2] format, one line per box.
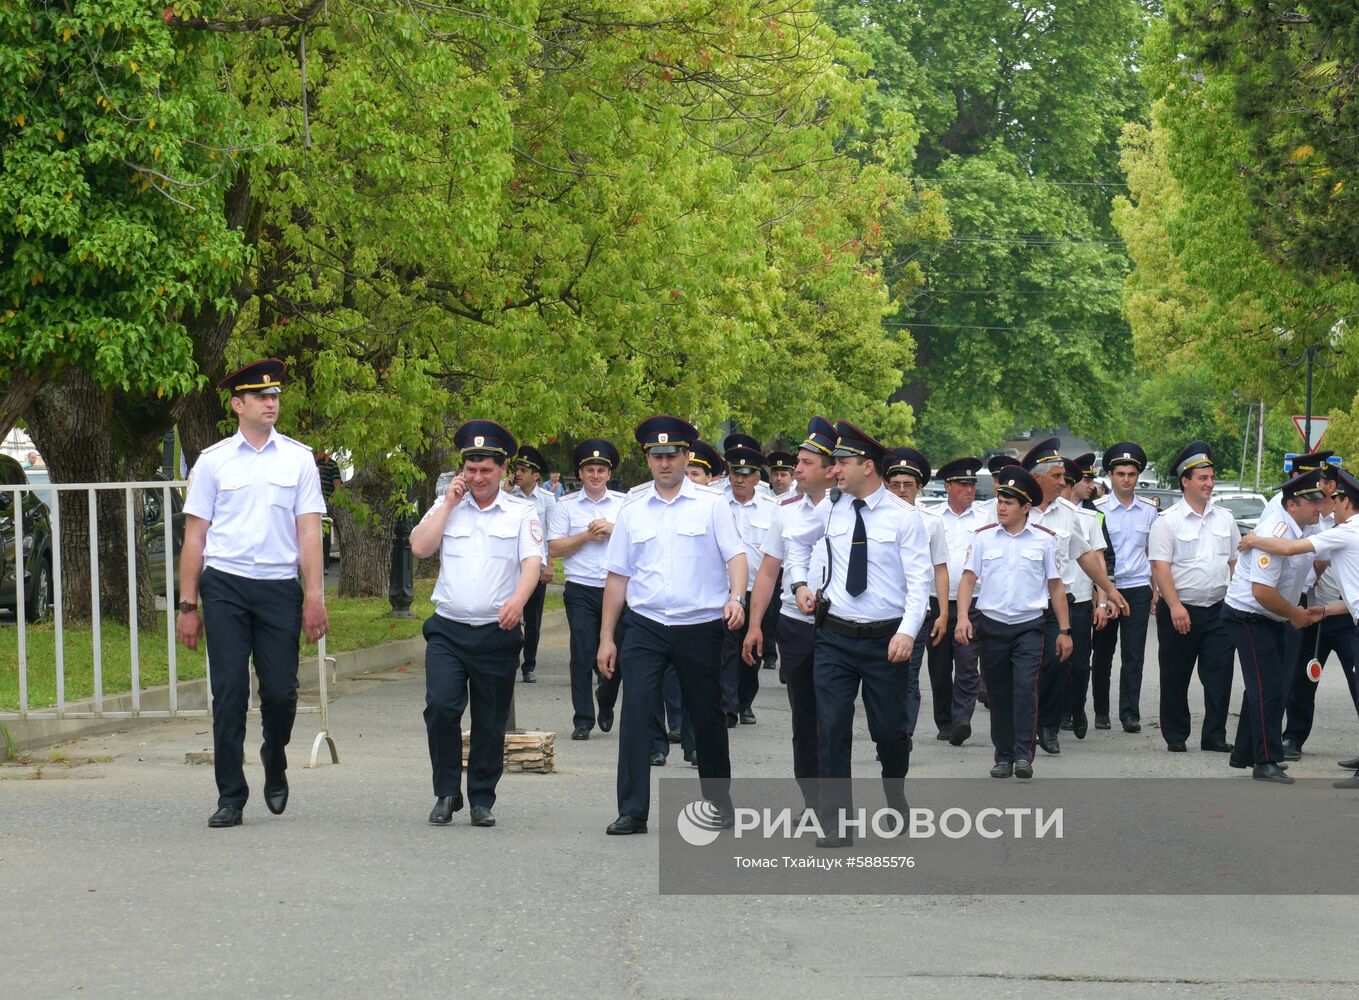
[606, 488, 626, 500]
[200, 438, 232, 455]
[1032, 523, 1057, 536]
[1134, 496, 1157, 509]
[977, 522, 1000, 533]
[501, 492, 533, 507]
[883, 491, 912, 508]
[275, 433, 314, 452]
[627, 482, 651, 495]
[1093, 495, 1112, 509]
[693, 483, 720, 495]
[780, 493, 803, 507]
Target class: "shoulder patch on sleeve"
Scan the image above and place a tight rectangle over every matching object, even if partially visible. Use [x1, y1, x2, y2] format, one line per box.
[977, 523, 999, 533]
[1033, 524, 1057, 536]
[1257, 554, 1271, 569]
[780, 493, 802, 507]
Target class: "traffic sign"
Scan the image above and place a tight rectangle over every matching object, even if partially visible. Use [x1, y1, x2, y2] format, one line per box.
[1292, 415, 1330, 451]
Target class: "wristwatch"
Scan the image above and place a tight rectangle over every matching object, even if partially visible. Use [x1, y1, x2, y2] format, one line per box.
[790, 581, 808, 596]
[729, 594, 749, 610]
[1058, 628, 1071, 635]
[178, 601, 198, 614]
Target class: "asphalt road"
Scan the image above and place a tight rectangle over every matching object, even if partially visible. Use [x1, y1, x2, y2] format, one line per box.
[4, 620, 1359, 999]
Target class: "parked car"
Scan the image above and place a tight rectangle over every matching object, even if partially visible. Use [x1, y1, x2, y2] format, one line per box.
[0, 454, 54, 621]
[1134, 487, 1183, 512]
[1214, 492, 1267, 536]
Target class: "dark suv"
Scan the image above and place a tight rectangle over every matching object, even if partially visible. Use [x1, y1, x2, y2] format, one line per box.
[0, 454, 54, 621]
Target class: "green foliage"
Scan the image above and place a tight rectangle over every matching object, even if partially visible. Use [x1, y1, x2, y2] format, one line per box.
[0, 0, 245, 397]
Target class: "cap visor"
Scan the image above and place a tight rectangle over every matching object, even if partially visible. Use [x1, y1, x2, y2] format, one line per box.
[647, 445, 683, 455]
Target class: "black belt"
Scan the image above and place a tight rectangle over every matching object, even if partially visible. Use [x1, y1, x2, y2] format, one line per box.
[822, 613, 901, 640]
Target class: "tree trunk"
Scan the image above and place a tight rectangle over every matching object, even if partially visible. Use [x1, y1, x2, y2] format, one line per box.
[333, 463, 397, 598]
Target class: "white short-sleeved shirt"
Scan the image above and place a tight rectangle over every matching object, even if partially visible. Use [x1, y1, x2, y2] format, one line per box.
[184, 429, 327, 580]
[729, 491, 777, 587]
[421, 491, 542, 625]
[1225, 506, 1310, 622]
[939, 501, 982, 601]
[760, 493, 827, 624]
[604, 477, 744, 626]
[510, 485, 556, 561]
[966, 522, 1060, 625]
[784, 486, 933, 636]
[1303, 519, 1359, 622]
[1069, 506, 1106, 603]
[547, 488, 625, 587]
[1095, 492, 1158, 588]
[1028, 498, 1092, 590]
[1148, 499, 1239, 607]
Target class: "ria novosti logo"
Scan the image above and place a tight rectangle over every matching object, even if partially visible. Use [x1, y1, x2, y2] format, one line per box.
[675, 802, 1064, 844]
[676, 801, 729, 846]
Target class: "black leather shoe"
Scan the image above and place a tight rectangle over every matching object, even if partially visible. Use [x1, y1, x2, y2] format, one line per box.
[1121, 717, 1141, 733]
[263, 772, 289, 815]
[725, 713, 738, 729]
[1073, 710, 1089, 740]
[470, 805, 496, 827]
[689, 752, 698, 768]
[1059, 713, 1074, 732]
[650, 751, 666, 767]
[1333, 775, 1359, 789]
[762, 657, 777, 671]
[1281, 740, 1302, 761]
[1228, 753, 1252, 769]
[1166, 741, 1187, 753]
[739, 710, 756, 725]
[1094, 714, 1111, 729]
[1037, 727, 1061, 755]
[208, 805, 243, 828]
[522, 669, 537, 683]
[666, 729, 681, 743]
[597, 707, 614, 733]
[1252, 763, 1294, 784]
[571, 726, 590, 741]
[978, 690, 990, 710]
[606, 814, 648, 835]
[948, 722, 972, 747]
[1338, 755, 1359, 770]
[936, 729, 951, 741]
[1200, 739, 1234, 753]
[990, 761, 1014, 779]
[682, 749, 695, 764]
[1014, 758, 1034, 779]
[428, 795, 462, 825]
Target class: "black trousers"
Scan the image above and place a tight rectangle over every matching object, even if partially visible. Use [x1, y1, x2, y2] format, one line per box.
[1091, 583, 1153, 722]
[1223, 607, 1286, 766]
[1037, 598, 1091, 729]
[927, 599, 981, 731]
[761, 571, 783, 666]
[1284, 614, 1359, 748]
[814, 627, 911, 833]
[904, 600, 939, 735]
[520, 579, 548, 676]
[202, 568, 303, 809]
[720, 592, 760, 715]
[976, 614, 1043, 764]
[616, 613, 731, 820]
[423, 615, 522, 807]
[777, 616, 819, 809]
[1156, 601, 1233, 746]
[562, 582, 625, 731]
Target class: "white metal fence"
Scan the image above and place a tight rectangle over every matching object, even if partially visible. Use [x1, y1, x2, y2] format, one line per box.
[2, 480, 337, 766]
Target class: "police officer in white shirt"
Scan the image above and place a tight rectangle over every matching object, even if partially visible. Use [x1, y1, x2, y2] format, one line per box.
[1220, 469, 1326, 783]
[723, 440, 777, 725]
[598, 416, 748, 835]
[930, 456, 986, 745]
[179, 359, 329, 829]
[884, 447, 950, 744]
[1020, 440, 1127, 756]
[547, 439, 625, 740]
[1148, 442, 1240, 754]
[955, 466, 1070, 779]
[761, 450, 798, 669]
[509, 445, 557, 683]
[1240, 467, 1359, 787]
[1091, 442, 1159, 732]
[1064, 453, 1118, 738]
[743, 416, 838, 810]
[784, 421, 933, 847]
[410, 420, 543, 827]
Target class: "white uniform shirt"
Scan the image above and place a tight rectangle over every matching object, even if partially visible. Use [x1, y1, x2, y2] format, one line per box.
[604, 477, 743, 626]
[784, 485, 933, 636]
[184, 429, 327, 581]
[939, 501, 982, 601]
[728, 490, 777, 588]
[910, 501, 950, 599]
[1028, 497, 1092, 591]
[547, 488, 626, 587]
[1148, 499, 1239, 607]
[1306, 520, 1359, 622]
[510, 485, 556, 562]
[966, 522, 1060, 625]
[760, 493, 828, 624]
[1095, 492, 1158, 588]
[420, 490, 541, 625]
[1225, 505, 1310, 622]
[1069, 506, 1106, 603]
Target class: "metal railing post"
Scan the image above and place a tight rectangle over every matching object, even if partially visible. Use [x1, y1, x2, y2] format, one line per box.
[87, 487, 103, 714]
[125, 488, 140, 714]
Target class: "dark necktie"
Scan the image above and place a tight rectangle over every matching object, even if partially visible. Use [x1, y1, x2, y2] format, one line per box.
[846, 498, 868, 596]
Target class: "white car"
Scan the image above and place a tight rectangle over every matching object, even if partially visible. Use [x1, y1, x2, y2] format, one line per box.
[1214, 492, 1268, 535]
